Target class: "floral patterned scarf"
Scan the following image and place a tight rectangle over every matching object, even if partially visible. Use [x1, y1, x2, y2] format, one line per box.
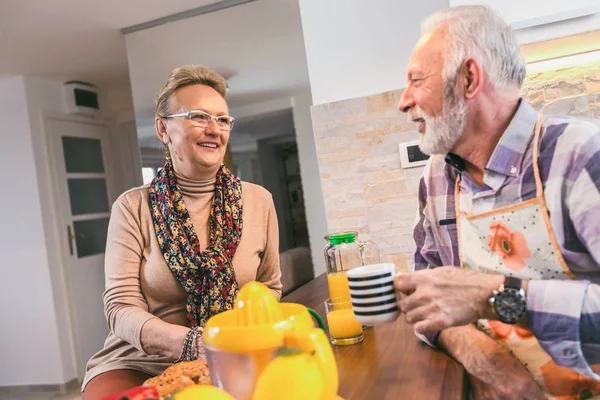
[149, 158, 243, 327]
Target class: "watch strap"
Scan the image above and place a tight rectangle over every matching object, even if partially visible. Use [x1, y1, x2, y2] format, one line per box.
[504, 276, 522, 290]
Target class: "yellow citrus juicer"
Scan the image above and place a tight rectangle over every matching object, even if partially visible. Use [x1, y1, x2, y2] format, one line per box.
[203, 281, 339, 400]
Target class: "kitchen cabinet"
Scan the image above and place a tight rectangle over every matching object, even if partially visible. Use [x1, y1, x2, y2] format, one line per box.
[450, 0, 600, 44]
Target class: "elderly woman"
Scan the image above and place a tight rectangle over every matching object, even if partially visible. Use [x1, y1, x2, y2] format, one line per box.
[82, 65, 282, 399]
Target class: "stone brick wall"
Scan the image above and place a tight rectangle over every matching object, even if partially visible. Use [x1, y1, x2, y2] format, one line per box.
[311, 58, 600, 272]
[523, 63, 600, 118]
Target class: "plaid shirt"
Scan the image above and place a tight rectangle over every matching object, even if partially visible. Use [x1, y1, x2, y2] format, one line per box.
[414, 99, 600, 379]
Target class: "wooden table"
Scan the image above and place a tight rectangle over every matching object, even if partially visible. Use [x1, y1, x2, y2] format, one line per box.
[283, 274, 468, 400]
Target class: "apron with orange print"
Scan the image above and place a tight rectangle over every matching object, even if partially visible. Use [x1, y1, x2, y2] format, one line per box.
[455, 117, 600, 400]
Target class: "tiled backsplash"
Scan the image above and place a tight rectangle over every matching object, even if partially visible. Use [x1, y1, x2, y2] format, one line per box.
[311, 60, 600, 272]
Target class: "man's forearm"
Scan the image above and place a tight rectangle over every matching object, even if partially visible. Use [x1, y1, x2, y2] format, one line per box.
[438, 324, 516, 378]
[438, 325, 487, 369]
[438, 324, 544, 398]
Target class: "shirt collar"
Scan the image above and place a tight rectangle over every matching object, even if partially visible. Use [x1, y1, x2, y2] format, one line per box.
[444, 99, 539, 177]
[445, 152, 465, 171]
[485, 99, 539, 177]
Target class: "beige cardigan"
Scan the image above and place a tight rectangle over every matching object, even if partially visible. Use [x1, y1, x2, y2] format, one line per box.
[83, 175, 282, 389]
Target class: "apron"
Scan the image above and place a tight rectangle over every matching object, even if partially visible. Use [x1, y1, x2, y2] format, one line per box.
[455, 117, 600, 400]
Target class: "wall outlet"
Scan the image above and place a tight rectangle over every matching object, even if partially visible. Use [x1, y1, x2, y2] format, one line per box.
[399, 140, 429, 169]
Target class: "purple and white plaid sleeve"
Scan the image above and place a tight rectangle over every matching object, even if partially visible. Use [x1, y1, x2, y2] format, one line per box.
[527, 136, 600, 379]
[413, 175, 442, 347]
[528, 280, 600, 379]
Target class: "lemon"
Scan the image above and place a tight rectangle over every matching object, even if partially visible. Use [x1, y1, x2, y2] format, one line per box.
[253, 349, 324, 400]
[174, 385, 235, 400]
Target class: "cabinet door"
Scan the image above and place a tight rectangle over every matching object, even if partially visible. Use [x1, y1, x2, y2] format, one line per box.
[449, 0, 600, 29]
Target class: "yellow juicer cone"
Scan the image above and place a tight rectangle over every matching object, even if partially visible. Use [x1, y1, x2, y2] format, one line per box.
[204, 281, 339, 400]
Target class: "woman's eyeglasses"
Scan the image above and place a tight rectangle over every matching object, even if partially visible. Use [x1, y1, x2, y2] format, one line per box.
[166, 110, 235, 131]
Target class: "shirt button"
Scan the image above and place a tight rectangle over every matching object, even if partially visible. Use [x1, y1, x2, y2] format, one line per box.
[510, 166, 517, 174]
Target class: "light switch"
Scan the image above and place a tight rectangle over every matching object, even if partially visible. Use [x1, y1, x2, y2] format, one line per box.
[399, 140, 430, 169]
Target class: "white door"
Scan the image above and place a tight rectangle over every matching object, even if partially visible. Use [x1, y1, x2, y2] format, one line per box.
[47, 118, 114, 379]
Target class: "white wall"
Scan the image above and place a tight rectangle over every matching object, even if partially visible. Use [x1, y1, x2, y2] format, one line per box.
[516, 14, 600, 45]
[0, 76, 67, 385]
[292, 90, 328, 275]
[101, 85, 143, 193]
[298, 0, 449, 105]
[124, 0, 310, 132]
[23, 77, 123, 384]
[0, 76, 138, 386]
[116, 120, 144, 190]
[26, 77, 90, 384]
[231, 150, 262, 185]
[229, 95, 328, 275]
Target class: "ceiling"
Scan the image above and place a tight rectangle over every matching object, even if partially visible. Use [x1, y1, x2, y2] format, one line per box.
[124, 0, 310, 138]
[0, 0, 227, 87]
[1, 0, 311, 150]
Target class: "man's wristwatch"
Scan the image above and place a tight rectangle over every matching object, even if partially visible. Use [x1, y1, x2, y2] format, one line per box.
[488, 276, 527, 324]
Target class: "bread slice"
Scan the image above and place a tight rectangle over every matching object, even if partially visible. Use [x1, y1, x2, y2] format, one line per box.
[144, 374, 194, 398]
[144, 360, 211, 398]
[176, 360, 211, 385]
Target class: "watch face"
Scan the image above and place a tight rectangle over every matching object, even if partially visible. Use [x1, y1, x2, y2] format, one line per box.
[495, 288, 526, 324]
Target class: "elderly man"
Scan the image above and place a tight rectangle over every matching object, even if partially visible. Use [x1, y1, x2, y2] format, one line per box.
[394, 5, 600, 399]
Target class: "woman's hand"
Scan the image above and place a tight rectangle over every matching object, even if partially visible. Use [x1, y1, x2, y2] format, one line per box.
[140, 318, 190, 360]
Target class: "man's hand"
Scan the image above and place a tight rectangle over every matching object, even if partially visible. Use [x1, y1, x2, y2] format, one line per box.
[439, 326, 545, 400]
[394, 267, 504, 333]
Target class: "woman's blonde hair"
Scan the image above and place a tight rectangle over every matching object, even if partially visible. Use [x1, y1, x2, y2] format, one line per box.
[155, 65, 228, 118]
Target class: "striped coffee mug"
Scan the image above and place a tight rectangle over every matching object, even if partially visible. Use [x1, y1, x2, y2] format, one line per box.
[347, 263, 400, 325]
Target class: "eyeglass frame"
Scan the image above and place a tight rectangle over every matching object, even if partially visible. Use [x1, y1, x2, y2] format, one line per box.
[165, 109, 235, 131]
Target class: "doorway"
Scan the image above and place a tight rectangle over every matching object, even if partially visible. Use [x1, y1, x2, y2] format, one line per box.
[46, 117, 113, 378]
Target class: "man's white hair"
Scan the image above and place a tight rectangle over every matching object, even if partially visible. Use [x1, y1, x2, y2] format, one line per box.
[422, 5, 526, 90]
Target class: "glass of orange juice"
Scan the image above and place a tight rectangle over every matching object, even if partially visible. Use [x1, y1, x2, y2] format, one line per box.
[324, 298, 364, 346]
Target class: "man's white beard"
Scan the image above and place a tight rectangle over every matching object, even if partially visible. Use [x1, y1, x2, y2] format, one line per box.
[418, 82, 467, 156]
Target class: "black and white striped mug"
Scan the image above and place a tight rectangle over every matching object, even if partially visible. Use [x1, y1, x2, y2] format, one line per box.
[347, 263, 400, 325]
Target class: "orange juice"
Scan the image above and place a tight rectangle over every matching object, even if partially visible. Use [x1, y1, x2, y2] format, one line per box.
[327, 309, 363, 339]
[327, 273, 351, 302]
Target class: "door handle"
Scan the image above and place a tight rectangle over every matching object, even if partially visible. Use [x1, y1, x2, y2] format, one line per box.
[67, 225, 75, 256]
